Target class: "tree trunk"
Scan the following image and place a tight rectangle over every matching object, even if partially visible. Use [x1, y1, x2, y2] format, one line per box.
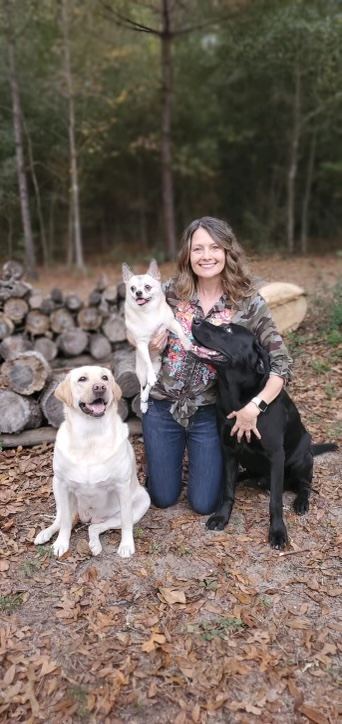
[60, 0, 85, 272]
[300, 128, 317, 254]
[286, 68, 301, 254]
[22, 113, 49, 267]
[161, 0, 177, 260]
[3, 0, 37, 279]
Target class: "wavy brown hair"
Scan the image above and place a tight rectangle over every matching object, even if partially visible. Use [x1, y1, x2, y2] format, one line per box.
[175, 217, 254, 306]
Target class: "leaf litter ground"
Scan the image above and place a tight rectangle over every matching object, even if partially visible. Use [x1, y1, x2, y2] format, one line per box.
[1, 255, 342, 724]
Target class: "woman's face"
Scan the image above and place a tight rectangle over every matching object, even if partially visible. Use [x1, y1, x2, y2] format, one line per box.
[190, 227, 226, 280]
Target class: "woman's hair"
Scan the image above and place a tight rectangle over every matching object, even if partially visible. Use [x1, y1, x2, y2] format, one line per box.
[175, 216, 254, 305]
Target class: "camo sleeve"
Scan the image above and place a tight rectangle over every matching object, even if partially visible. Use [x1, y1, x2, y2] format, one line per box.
[239, 292, 294, 383]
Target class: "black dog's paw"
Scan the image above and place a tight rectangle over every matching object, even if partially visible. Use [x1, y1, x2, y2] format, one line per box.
[293, 495, 310, 515]
[269, 524, 288, 550]
[206, 514, 227, 531]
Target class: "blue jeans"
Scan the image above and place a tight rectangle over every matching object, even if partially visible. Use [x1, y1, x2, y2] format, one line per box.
[142, 399, 223, 514]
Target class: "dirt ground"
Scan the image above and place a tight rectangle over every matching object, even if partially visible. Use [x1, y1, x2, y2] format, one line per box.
[1, 254, 342, 723]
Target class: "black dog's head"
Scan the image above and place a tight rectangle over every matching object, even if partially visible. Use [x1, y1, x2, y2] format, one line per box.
[192, 319, 269, 382]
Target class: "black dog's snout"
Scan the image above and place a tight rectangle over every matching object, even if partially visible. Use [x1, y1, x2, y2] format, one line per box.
[92, 383, 106, 394]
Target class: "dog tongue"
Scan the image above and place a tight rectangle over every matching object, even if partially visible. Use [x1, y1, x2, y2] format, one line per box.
[85, 400, 106, 415]
[136, 298, 147, 305]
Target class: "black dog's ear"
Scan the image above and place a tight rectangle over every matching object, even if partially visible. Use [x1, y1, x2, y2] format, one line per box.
[256, 358, 265, 374]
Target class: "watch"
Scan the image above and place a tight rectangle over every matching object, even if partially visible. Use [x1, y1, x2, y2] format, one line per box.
[251, 396, 268, 412]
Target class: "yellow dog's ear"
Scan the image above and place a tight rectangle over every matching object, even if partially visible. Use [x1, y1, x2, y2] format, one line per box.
[112, 378, 122, 402]
[55, 376, 73, 407]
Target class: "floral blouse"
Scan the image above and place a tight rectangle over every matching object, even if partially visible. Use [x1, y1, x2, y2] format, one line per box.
[151, 278, 293, 426]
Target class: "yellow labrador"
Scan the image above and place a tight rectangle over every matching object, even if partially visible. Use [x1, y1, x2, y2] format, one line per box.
[34, 366, 150, 558]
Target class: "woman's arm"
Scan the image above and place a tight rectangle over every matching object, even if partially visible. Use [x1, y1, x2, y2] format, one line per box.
[227, 374, 284, 443]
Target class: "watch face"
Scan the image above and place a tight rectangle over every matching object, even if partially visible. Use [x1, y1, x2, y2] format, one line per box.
[259, 400, 268, 412]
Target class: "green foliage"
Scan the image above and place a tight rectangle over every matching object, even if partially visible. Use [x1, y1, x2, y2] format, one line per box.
[0, 0, 341, 260]
[0, 593, 23, 613]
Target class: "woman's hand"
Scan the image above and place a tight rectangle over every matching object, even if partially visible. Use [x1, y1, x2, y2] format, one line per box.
[149, 326, 169, 353]
[227, 402, 261, 443]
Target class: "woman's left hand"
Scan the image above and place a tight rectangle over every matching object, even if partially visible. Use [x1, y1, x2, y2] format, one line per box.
[227, 402, 261, 443]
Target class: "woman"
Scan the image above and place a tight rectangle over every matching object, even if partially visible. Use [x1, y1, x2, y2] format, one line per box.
[142, 216, 293, 515]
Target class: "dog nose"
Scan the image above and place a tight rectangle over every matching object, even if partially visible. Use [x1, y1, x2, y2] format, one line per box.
[136, 290, 143, 297]
[192, 319, 200, 326]
[93, 383, 106, 394]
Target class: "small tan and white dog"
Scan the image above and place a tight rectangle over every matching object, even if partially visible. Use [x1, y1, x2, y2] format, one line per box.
[34, 366, 150, 558]
[122, 259, 191, 412]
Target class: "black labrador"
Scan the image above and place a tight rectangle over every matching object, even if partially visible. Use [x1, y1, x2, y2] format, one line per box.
[192, 319, 337, 549]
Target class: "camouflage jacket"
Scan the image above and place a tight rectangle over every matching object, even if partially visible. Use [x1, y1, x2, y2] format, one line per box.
[151, 278, 293, 427]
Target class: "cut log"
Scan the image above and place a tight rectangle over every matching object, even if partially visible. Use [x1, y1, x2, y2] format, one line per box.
[0, 390, 43, 433]
[0, 417, 142, 448]
[258, 281, 307, 334]
[10, 281, 31, 298]
[102, 284, 118, 304]
[77, 307, 103, 331]
[4, 297, 29, 323]
[89, 333, 112, 360]
[2, 260, 24, 280]
[50, 308, 75, 334]
[40, 297, 56, 315]
[131, 393, 142, 419]
[65, 293, 83, 312]
[117, 397, 129, 422]
[25, 310, 50, 336]
[0, 334, 33, 360]
[102, 313, 127, 343]
[0, 285, 12, 302]
[50, 288, 64, 304]
[40, 375, 65, 428]
[112, 350, 139, 397]
[34, 337, 58, 362]
[57, 328, 89, 356]
[51, 353, 100, 370]
[88, 290, 102, 306]
[1, 350, 51, 395]
[0, 313, 15, 339]
[117, 281, 126, 300]
[28, 289, 44, 309]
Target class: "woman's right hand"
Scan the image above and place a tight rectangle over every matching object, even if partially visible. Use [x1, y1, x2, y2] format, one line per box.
[149, 326, 169, 353]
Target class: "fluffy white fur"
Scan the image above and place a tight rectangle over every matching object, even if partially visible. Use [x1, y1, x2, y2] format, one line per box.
[122, 259, 191, 412]
[34, 366, 150, 558]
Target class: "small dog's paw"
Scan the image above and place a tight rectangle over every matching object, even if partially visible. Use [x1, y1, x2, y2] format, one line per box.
[182, 337, 192, 351]
[140, 401, 148, 414]
[34, 529, 51, 545]
[141, 387, 149, 402]
[117, 540, 135, 558]
[269, 525, 288, 550]
[206, 514, 227, 531]
[147, 372, 157, 387]
[52, 537, 70, 557]
[89, 539, 102, 556]
[293, 495, 310, 515]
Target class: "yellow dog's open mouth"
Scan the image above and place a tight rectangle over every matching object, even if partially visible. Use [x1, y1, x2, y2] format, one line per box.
[79, 399, 107, 417]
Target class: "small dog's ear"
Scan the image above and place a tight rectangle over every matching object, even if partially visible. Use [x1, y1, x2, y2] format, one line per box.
[55, 376, 73, 406]
[147, 259, 161, 281]
[122, 263, 133, 282]
[112, 378, 122, 402]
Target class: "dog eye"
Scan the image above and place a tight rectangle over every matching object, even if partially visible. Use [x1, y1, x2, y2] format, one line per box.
[130, 285, 136, 293]
[226, 326, 233, 334]
[102, 375, 108, 381]
[144, 285, 151, 291]
[78, 376, 87, 382]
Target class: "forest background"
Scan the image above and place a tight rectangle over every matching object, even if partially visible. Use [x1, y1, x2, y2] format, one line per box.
[0, 0, 342, 279]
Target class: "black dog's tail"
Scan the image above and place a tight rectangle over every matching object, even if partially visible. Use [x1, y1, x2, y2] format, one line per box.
[311, 443, 338, 456]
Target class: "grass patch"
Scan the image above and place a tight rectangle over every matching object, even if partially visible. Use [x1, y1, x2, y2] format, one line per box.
[0, 593, 23, 613]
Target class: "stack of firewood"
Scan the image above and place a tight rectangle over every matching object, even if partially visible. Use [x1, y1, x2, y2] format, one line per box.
[0, 261, 142, 437]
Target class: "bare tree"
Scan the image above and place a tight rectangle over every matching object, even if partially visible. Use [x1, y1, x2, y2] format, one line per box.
[3, 0, 37, 278]
[60, 0, 85, 271]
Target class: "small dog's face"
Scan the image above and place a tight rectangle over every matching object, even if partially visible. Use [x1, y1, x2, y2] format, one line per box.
[122, 259, 162, 307]
[55, 366, 122, 417]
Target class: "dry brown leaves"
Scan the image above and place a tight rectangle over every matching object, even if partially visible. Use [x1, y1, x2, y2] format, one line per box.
[1, 257, 342, 723]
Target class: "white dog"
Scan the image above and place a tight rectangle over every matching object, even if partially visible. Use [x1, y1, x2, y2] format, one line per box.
[34, 366, 150, 558]
[122, 259, 191, 412]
